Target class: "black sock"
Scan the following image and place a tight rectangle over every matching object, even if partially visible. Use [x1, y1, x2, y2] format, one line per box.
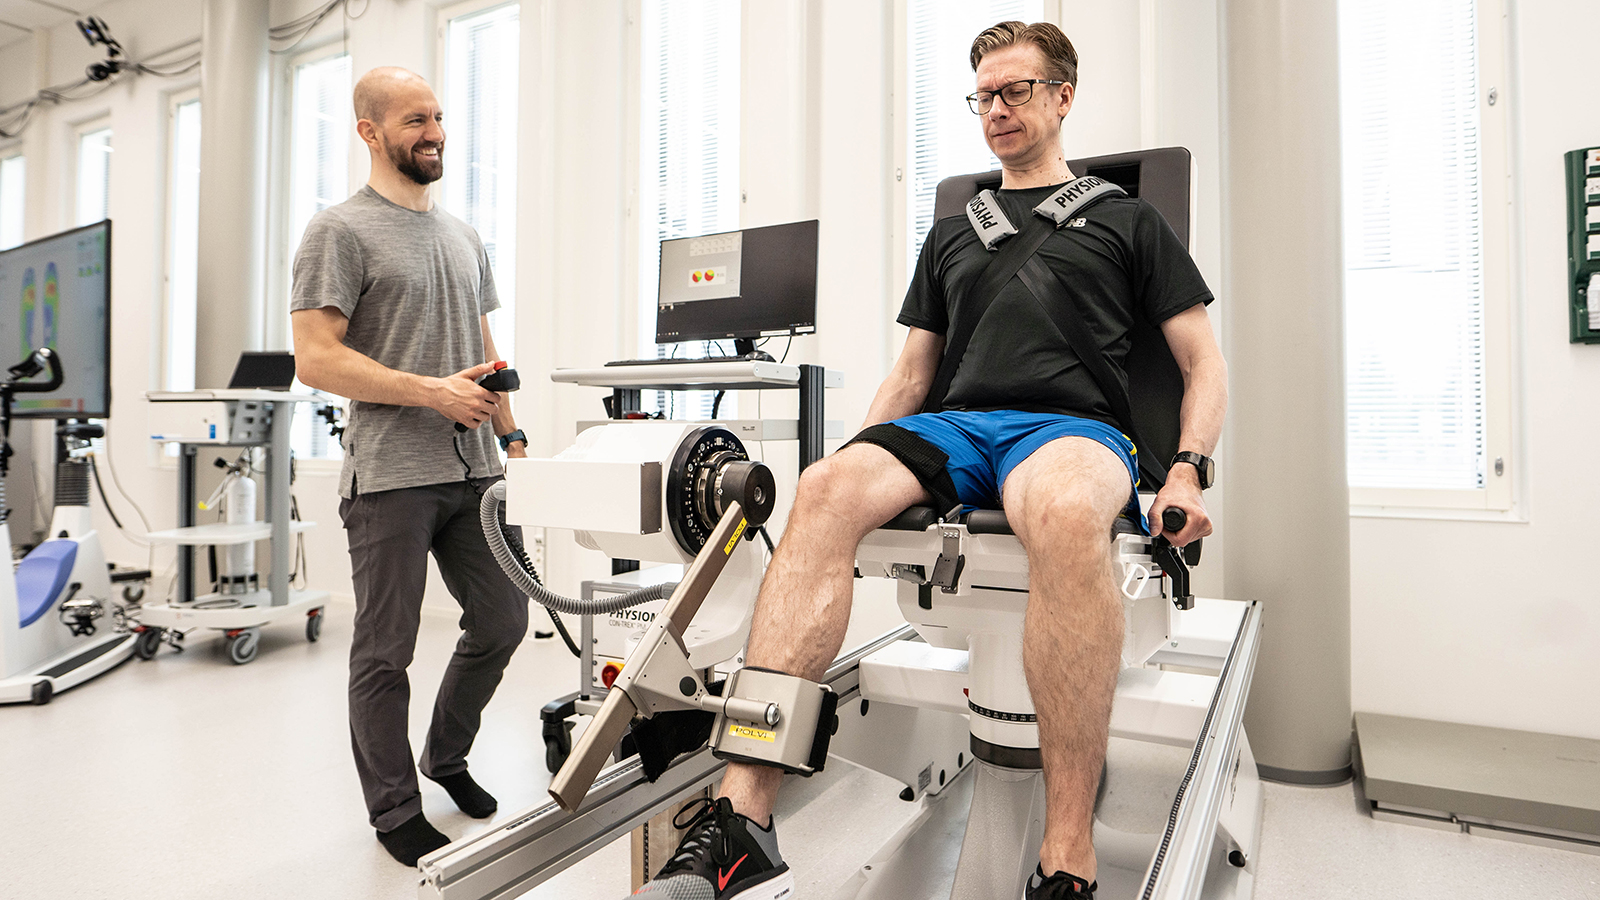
[427, 770, 498, 818]
[376, 812, 449, 867]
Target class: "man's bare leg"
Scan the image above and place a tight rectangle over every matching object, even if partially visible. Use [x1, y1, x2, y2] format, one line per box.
[718, 443, 929, 824]
[1002, 436, 1132, 883]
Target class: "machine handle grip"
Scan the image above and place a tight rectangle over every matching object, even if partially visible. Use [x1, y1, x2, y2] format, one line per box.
[7, 348, 63, 393]
[1161, 507, 1187, 534]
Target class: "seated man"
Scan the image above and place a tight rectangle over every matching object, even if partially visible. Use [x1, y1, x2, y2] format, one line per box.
[632, 20, 1226, 900]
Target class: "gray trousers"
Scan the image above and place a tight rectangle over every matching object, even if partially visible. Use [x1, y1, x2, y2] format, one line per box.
[340, 477, 529, 831]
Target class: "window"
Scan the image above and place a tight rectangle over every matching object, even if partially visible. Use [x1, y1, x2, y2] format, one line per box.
[442, 1, 519, 365]
[638, 0, 740, 417]
[902, 0, 1040, 278]
[164, 97, 201, 391]
[75, 125, 112, 226]
[1338, 0, 1512, 511]
[287, 52, 352, 461]
[0, 153, 22, 250]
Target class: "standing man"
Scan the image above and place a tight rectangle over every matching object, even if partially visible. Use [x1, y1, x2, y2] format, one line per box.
[630, 21, 1226, 900]
[292, 66, 532, 867]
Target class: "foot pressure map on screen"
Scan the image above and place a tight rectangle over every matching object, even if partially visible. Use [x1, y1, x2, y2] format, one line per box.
[0, 221, 111, 418]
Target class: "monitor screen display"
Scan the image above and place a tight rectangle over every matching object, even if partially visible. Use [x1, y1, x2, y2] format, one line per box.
[655, 219, 818, 345]
[0, 221, 111, 418]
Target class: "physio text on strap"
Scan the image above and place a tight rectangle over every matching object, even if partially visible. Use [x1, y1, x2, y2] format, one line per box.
[964, 175, 1128, 251]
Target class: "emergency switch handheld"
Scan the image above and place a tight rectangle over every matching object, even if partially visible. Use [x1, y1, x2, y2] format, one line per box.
[455, 361, 521, 432]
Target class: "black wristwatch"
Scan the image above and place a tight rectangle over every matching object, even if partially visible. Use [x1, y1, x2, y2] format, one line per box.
[1171, 451, 1215, 490]
[498, 429, 527, 451]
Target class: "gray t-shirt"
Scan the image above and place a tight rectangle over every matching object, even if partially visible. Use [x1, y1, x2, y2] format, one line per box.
[291, 186, 503, 498]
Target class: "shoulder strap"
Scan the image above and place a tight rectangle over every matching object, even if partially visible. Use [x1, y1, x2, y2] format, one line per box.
[922, 176, 1129, 415]
[921, 214, 1054, 413]
[1015, 255, 1170, 488]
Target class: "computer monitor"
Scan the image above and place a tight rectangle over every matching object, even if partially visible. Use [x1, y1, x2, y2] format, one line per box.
[655, 219, 819, 350]
[0, 221, 112, 418]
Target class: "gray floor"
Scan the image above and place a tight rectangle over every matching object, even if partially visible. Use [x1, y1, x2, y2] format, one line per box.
[4, 601, 1598, 900]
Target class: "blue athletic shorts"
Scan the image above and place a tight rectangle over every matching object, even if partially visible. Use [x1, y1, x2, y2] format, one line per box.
[850, 409, 1142, 528]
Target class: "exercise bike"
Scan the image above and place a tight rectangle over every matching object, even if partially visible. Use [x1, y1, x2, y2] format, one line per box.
[0, 348, 139, 704]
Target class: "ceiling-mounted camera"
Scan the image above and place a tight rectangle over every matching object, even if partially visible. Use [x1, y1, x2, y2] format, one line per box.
[76, 17, 126, 82]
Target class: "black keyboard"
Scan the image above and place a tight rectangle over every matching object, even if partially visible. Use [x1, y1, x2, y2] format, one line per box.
[603, 355, 773, 367]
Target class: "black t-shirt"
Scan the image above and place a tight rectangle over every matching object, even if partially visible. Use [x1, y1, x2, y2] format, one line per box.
[899, 184, 1213, 425]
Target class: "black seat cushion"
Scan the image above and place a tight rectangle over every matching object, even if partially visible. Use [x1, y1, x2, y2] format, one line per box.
[877, 504, 1143, 540]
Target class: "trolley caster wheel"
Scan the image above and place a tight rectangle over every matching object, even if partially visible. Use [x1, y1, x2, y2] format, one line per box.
[134, 627, 164, 660]
[30, 679, 53, 705]
[226, 628, 261, 665]
[306, 608, 324, 643]
[544, 720, 575, 773]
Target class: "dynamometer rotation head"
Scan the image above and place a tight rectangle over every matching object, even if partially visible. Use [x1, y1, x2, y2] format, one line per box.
[665, 426, 776, 556]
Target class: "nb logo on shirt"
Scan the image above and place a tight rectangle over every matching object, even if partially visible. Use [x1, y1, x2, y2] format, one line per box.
[1065, 217, 1088, 228]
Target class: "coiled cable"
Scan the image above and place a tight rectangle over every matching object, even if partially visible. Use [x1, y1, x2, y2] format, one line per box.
[479, 480, 676, 616]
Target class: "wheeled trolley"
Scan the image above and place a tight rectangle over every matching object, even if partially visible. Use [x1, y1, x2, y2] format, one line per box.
[135, 389, 329, 664]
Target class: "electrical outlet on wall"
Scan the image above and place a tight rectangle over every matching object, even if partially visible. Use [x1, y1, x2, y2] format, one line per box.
[530, 526, 547, 578]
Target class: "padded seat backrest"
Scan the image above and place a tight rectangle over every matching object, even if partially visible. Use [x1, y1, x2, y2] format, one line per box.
[16, 540, 77, 628]
[931, 146, 1194, 491]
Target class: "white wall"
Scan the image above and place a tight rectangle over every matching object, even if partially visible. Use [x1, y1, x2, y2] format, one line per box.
[1348, 0, 1600, 741]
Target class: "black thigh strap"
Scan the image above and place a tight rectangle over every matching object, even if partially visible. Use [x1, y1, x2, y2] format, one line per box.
[846, 423, 960, 516]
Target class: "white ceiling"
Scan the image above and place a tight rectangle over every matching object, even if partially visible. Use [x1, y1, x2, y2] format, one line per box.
[0, 0, 85, 49]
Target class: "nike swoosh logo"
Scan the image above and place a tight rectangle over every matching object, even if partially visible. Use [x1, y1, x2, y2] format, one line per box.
[717, 853, 749, 891]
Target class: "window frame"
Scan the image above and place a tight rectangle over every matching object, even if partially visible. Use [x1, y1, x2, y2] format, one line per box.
[72, 117, 113, 228]
[1344, 0, 1516, 518]
[436, 0, 521, 367]
[631, 0, 743, 420]
[0, 147, 24, 250]
[160, 88, 202, 393]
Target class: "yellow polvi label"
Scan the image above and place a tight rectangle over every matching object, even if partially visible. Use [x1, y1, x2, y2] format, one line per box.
[723, 519, 748, 555]
[728, 723, 775, 743]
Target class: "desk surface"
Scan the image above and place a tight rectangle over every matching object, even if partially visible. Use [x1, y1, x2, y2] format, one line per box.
[551, 360, 843, 391]
[146, 390, 323, 403]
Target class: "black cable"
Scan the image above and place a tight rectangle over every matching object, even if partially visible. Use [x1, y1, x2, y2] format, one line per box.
[545, 607, 580, 657]
[497, 518, 581, 658]
[711, 391, 726, 418]
[757, 525, 775, 554]
[779, 333, 795, 363]
[85, 454, 124, 530]
[452, 432, 473, 480]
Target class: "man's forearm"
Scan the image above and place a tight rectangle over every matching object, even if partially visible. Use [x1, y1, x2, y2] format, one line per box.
[861, 376, 929, 430]
[302, 342, 440, 409]
[1175, 355, 1228, 457]
[490, 395, 517, 438]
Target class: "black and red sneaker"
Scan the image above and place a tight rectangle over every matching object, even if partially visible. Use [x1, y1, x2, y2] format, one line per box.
[631, 797, 792, 900]
[1025, 865, 1096, 899]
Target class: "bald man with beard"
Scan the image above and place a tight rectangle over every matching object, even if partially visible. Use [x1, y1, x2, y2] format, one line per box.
[291, 67, 530, 867]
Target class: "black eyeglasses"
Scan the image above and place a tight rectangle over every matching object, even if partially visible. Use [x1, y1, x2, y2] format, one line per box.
[966, 79, 1065, 115]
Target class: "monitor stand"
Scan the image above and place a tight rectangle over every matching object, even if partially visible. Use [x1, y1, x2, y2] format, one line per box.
[730, 338, 776, 362]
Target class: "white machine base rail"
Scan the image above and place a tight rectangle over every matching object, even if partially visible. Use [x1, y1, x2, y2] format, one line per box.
[417, 602, 1261, 900]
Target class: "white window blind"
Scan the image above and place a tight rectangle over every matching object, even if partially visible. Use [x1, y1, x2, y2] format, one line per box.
[0, 154, 23, 250]
[288, 53, 352, 461]
[905, 0, 1039, 274]
[76, 127, 111, 226]
[639, 0, 740, 417]
[444, 2, 519, 365]
[1340, 0, 1485, 492]
[165, 101, 201, 392]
